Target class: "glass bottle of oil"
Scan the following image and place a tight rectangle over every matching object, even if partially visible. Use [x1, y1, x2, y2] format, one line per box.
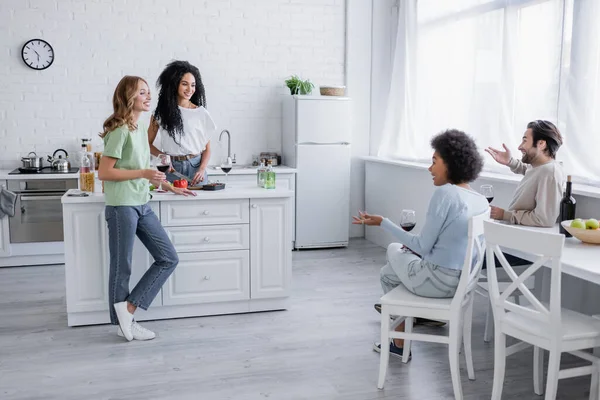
[79, 143, 95, 192]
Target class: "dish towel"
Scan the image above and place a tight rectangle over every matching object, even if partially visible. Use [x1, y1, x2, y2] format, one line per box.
[0, 187, 17, 218]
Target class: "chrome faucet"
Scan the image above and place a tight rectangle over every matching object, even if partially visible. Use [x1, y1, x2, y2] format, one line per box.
[219, 129, 236, 164]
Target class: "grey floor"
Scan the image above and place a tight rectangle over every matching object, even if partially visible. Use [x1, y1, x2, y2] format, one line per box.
[0, 239, 591, 400]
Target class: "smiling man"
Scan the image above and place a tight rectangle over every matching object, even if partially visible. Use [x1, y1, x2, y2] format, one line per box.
[485, 120, 564, 227]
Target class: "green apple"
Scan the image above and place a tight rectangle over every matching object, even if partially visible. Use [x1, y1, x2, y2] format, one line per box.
[570, 219, 585, 229]
[586, 218, 600, 230]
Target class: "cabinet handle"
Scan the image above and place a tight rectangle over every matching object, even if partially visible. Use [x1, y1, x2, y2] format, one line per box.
[252, 204, 257, 208]
[203, 210, 210, 215]
[204, 237, 210, 242]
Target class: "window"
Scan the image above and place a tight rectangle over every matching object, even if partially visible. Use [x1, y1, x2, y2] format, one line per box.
[378, 0, 600, 184]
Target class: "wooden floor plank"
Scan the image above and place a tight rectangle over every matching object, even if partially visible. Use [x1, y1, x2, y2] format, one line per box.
[0, 239, 590, 399]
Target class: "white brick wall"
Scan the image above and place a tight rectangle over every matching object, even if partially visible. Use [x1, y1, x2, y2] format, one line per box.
[0, 0, 345, 168]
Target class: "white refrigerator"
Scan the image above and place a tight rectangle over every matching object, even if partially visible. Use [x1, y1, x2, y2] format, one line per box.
[282, 95, 351, 249]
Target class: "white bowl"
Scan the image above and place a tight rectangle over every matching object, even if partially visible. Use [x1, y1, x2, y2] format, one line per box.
[561, 220, 600, 244]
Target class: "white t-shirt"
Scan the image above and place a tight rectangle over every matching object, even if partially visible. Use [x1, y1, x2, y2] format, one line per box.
[158, 106, 217, 155]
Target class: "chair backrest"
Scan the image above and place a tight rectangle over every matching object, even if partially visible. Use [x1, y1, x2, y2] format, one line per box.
[450, 210, 489, 312]
[483, 220, 565, 330]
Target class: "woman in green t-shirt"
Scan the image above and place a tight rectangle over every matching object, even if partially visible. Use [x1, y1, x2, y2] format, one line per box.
[98, 75, 194, 341]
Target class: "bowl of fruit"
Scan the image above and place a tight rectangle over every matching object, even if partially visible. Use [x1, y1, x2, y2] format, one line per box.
[561, 218, 600, 244]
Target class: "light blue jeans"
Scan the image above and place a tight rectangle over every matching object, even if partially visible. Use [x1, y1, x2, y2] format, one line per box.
[167, 154, 208, 185]
[380, 243, 461, 298]
[105, 204, 179, 325]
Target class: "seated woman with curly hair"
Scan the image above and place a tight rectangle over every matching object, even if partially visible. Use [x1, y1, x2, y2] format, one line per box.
[353, 129, 488, 359]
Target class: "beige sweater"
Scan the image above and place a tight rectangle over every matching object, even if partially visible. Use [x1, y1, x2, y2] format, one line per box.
[502, 158, 564, 227]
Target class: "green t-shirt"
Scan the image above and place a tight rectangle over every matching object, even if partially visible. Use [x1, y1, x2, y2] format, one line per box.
[102, 123, 151, 206]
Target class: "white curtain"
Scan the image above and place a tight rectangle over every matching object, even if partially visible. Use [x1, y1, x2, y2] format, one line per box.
[378, 0, 600, 183]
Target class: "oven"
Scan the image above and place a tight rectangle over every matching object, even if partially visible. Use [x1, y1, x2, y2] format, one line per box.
[7, 179, 78, 243]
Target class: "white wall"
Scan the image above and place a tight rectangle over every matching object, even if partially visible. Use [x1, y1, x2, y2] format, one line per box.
[0, 0, 345, 168]
[346, 0, 372, 237]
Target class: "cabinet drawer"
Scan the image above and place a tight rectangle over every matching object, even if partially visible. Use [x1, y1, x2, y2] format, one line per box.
[165, 224, 249, 252]
[161, 199, 249, 226]
[162, 250, 249, 305]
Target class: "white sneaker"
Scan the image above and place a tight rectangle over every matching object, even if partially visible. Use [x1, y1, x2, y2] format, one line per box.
[113, 301, 134, 341]
[117, 321, 156, 341]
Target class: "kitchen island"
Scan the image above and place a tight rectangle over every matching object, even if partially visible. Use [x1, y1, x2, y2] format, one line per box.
[62, 186, 293, 327]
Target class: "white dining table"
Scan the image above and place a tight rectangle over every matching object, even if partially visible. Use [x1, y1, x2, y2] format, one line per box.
[497, 222, 600, 359]
[499, 223, 600, 285]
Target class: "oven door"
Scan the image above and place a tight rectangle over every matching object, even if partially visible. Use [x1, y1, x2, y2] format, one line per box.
[9, 192, 65, 243]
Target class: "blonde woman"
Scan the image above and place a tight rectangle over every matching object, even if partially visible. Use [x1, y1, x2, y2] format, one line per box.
[98, 76, 195, 341]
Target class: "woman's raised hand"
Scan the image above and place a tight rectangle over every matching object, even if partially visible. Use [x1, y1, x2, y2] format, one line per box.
[352, 210, 383, 226]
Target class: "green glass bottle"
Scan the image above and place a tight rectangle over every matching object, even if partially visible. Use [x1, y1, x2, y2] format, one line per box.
[264, 160, 276, 189]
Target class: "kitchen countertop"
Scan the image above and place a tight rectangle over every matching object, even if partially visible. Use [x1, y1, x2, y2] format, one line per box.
[1, 165, 296, 181]
[206, 165, 296, 175]
[62, 186, 294, 204]
[0, 169, 79, 180]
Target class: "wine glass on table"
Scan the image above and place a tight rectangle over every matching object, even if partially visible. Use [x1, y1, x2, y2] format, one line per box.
[220, 157, 233, 185]
[400, 209, 416, 232]
[154, 154, 171, 191]
[480, 184, 494, 204]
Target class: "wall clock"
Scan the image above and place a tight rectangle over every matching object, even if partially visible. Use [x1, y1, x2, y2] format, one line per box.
[21, 39, 54, 70]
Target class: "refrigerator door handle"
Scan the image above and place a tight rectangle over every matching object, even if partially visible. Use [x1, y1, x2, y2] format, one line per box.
[297, 142, 351, 146]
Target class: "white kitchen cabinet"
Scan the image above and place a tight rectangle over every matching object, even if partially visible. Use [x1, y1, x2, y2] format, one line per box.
[0, 180, 10, 257]
[62, 187, 293, 326]
[210, 173, 296, 244]
[250, 197, 292, 299]
[165, 224, 249, 253]
[162, 250, 250, 306]
[161, 199, 249, 226]
[63, 202, 160, 318]
[64, 203, 109, 314]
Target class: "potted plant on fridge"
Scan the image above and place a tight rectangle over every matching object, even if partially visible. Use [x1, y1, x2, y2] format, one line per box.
[285, 75, 314, 95]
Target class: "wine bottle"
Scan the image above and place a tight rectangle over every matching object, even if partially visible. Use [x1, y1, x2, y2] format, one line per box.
[559, 175, 576, 237]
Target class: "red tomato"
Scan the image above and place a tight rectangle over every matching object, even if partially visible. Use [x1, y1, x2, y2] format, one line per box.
[173, 179, 188, 189]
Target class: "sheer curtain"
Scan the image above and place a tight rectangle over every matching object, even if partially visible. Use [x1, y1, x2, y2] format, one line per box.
[378, 0, 600, 183]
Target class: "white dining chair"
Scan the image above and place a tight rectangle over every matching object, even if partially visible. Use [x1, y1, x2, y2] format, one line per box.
[476, 263, 535, 342]
[377, 211, 488, 400]
[484, 220, 600, 400]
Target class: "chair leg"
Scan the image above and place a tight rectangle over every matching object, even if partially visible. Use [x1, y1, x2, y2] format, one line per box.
[484, 299, 494, 343]
[533, 346, 544, 395]
[402, 317, 413, 364]
[448, 321, 464, 400]
[463, 301, 475, 380]
[377, 307, 391, 389]
[544, 350, 561, 400]
[491, 329, 506, 400]
[589, 363, 599, 400]
[594, 347, 600, 400]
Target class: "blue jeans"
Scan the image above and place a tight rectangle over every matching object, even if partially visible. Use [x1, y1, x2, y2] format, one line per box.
[380, 243, 461, 298]
[167, 154, 208, 185]
[105, 204, 179, 325]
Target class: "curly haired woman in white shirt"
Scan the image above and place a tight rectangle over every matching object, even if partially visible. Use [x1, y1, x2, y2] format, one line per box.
[148, 60, 217, 186]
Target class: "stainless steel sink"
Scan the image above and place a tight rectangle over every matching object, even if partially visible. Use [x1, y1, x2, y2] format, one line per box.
[208, 165, 258, 171]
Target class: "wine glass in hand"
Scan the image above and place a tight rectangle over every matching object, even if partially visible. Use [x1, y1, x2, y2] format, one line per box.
[480, 184, 494, 204]
[153, 154, 171, 191]
[220, 157, 233, 185]
[400, 209, 416, 232]
[155, 154, 171, 173]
